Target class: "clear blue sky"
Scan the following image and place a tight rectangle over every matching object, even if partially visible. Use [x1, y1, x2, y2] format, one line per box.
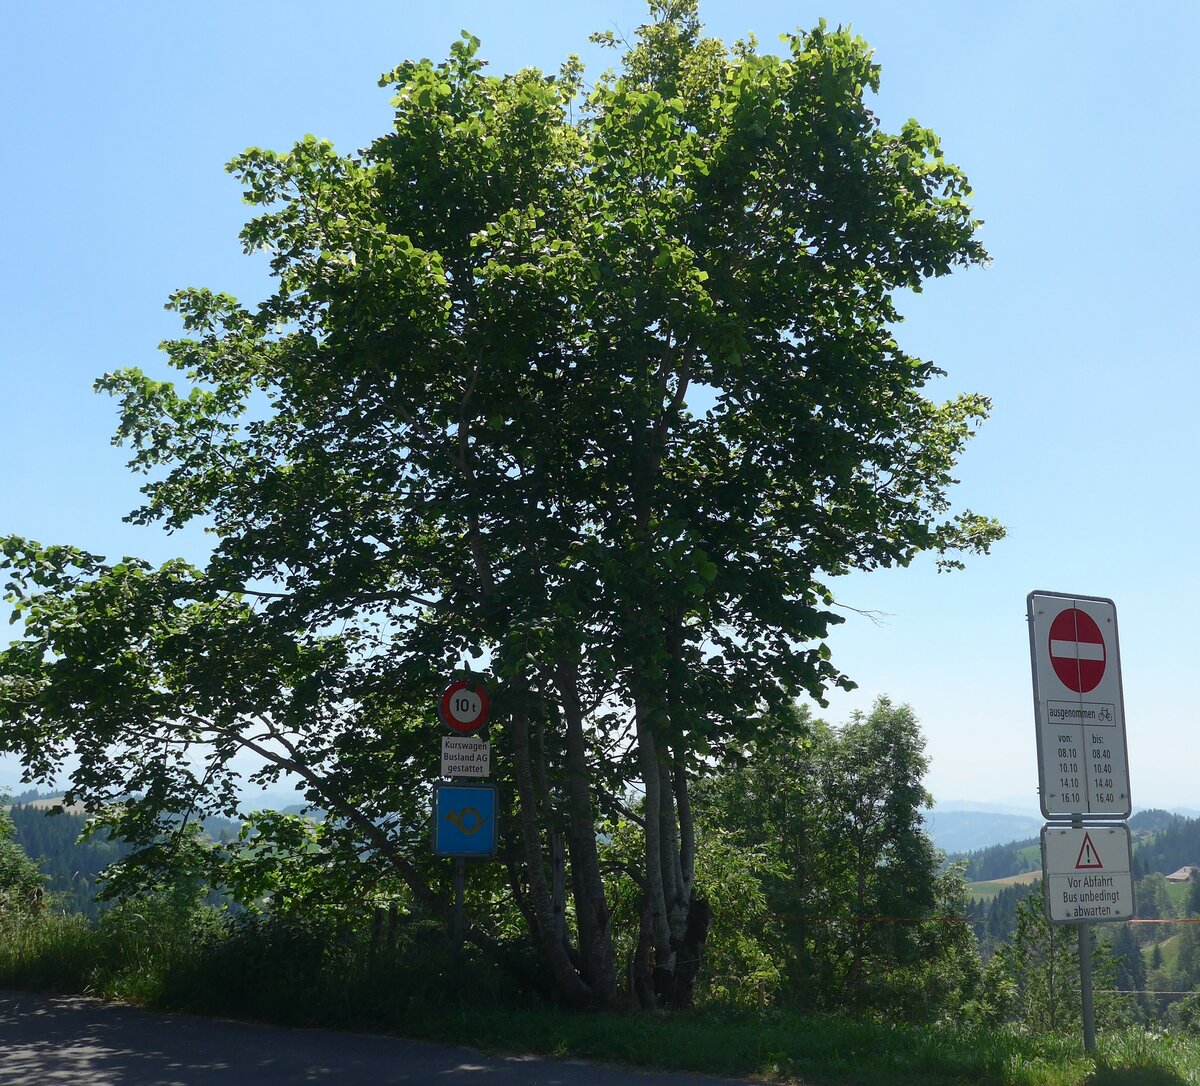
[3, 2, 1197, 811]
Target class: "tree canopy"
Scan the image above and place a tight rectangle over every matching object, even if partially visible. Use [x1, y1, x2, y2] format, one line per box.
[0, 1, 1000, 1007]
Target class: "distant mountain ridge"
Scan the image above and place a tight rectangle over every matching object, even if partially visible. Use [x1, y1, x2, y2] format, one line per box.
[924, 808, 1042, 855]
[924, 802, 1200, 857]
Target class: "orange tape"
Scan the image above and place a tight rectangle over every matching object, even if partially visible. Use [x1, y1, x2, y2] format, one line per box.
[767, 915, 1200, 926]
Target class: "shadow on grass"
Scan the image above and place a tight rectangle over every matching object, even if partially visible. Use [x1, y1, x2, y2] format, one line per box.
[1089, 1065, 1193, 1086]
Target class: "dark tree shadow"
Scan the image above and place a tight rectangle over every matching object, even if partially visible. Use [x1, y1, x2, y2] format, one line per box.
[1090, 1064, 1193, 1086]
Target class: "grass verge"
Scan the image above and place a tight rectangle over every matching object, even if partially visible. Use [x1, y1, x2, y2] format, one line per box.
[2, 909, 1199, 1085]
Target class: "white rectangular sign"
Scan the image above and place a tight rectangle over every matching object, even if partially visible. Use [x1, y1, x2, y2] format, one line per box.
[1028, 591, 1131, 819]
[441, 736, 490, 778]
[1041, 823, 1135, 924]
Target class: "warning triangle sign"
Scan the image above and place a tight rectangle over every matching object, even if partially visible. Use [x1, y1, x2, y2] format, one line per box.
[1075, 832, 1104, 870]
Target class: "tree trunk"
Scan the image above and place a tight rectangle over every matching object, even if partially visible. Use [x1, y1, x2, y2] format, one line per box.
[531, 707, 569, 953]
[655, 614, 698, 1005]
[510, 701, 593, 1007]
[659, 758, 686, 938]
[554, 654, 621, 1007]
[632, 896, 657, 1009]
[672, 894, 712, 1008]
[550, 829, 567, 949]
[634, 694, 676, 1005]
[664, 752, 703, 1006]
[673, 756, 696, 918]
[386, 902, 400, 952]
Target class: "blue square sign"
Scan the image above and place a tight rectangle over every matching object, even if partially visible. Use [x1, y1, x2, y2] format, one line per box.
[433, 782, 499, 857]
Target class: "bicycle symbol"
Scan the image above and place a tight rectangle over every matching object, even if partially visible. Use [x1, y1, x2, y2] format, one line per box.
[1098, 706, 1112, 722]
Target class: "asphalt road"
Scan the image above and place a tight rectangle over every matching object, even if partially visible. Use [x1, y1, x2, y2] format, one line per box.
[0, 990, 760, 1086]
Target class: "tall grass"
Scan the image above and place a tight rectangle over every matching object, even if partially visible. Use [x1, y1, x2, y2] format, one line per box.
[3, 905, 1200, 1086]
[0, 911, 103, 992]
[0, 903, 514, 1023]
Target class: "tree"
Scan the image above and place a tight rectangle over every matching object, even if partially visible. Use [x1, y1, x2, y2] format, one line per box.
[7, 804, 131, 917]
[0, 805, 45, 916]
[1108, 923, 1149, 1021]
[818, 699, 946, 1005]
[1135, 872, 1174, 923]
[981, 890, 1126, 1032]
[691, 698, 978, 1016]
[1176, 925, 1200, 987]
[970, 880, 1041, 958]
[0, 2, 999, 1007]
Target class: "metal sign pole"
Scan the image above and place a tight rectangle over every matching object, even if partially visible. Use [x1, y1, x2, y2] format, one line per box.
[1078, 921, 1096, 1053]
[1071, 808, 1096, 1054]
[452, 857, 466, 967]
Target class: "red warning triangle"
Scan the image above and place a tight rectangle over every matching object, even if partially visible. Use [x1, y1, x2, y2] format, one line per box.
[1075, 832, 1104, 870]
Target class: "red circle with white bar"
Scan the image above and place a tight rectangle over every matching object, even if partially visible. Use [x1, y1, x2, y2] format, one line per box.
[1047, 607, 1106, 693]
[439, 680, 490, 734]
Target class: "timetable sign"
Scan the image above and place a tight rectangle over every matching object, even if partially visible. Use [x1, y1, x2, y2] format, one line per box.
[1028, 591, 1130, 819]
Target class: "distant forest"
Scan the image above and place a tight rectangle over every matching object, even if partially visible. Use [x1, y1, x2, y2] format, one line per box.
[962, 808, 1200, 958]
[12, 790, 1200, 939]
[1132, 813, 1200, 878]
[7, 802, 129, 916]
[953, 808, 1193, 883]
[5, 793, 242, 917]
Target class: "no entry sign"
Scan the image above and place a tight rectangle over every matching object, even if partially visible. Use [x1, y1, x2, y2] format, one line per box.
[1028, 592, 1130, 819]
[1048, 607, 1106, 693]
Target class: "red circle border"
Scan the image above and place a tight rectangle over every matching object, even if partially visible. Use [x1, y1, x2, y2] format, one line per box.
[439, 680, 490, 734]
